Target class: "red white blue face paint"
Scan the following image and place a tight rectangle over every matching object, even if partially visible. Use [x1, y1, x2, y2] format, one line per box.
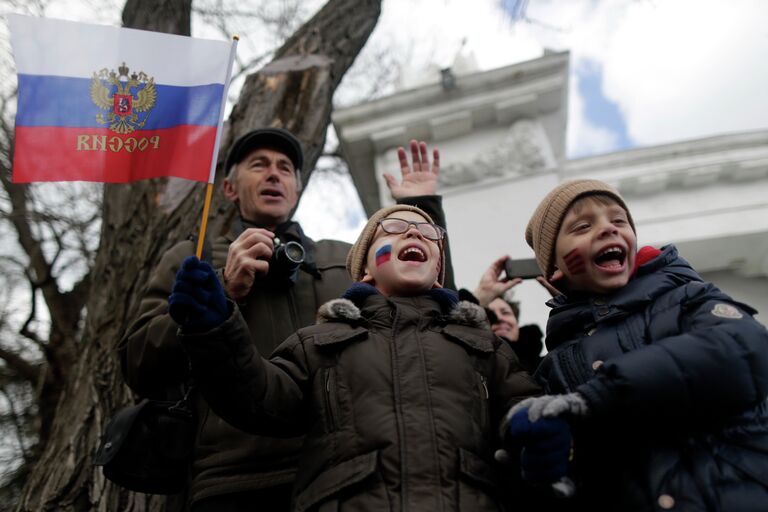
[563, 248, 587, 275]
[375, 244, 392, 267]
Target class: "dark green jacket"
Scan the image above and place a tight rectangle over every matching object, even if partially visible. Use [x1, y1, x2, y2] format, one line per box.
[181, 289, 541, 511]
[118, 196, 454, 504]
[119, 221, 350, 503]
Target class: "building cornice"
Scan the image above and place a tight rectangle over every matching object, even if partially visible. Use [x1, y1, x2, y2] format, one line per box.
[333, 51, 569, 125]
[333, 52, 570, 215]
[563, 129, 768, 196]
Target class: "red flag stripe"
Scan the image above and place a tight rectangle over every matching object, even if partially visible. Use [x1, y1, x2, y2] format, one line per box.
[12, 125, 216, 183]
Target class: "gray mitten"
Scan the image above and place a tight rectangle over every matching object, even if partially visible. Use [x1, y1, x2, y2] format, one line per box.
[507, 393, 589, 423]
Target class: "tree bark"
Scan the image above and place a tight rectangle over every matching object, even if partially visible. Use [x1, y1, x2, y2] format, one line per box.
[15, 0, 381, 510]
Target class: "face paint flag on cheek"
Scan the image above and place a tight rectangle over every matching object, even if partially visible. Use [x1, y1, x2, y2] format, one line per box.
[375, 244, 392, 267]
[563, 249, 586, 275]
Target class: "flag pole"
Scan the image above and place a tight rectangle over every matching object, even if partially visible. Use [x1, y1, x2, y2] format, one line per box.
[196, 35, 239, 259]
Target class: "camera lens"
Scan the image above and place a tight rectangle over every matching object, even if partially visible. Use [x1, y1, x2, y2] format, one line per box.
[268, 238, 306, 286]
[282, 241, 305, 264]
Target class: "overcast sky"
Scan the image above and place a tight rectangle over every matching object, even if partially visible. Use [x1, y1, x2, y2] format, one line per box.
[294, 0, 768, 242]
[9, 0, 768, 242]
[374, 0, 768, 156]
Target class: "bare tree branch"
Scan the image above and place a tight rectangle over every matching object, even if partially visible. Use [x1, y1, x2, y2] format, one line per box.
[0, 387, 31, 465]
[0, 345, 39, 385]
[6, 1, 385, 508]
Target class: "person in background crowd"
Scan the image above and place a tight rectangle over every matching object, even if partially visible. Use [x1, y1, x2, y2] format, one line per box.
[463, 255, 558, 374]
[486, 291, 543, 375]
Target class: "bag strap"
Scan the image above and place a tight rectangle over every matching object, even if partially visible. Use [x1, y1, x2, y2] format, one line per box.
[168, 380, 194, 417]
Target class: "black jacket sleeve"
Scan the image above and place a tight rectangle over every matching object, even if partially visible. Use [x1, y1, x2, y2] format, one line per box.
[577, 282, 768, 427]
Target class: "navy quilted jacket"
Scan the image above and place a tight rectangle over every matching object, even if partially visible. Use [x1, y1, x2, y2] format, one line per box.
[535, 245, 768, 512]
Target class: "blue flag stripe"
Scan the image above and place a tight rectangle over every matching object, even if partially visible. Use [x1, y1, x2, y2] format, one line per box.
[16, 74, 224, 129]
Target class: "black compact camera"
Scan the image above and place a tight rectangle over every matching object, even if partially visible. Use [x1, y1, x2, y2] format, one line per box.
[269, 237, 306, 285]
[504, 258, 542, 280]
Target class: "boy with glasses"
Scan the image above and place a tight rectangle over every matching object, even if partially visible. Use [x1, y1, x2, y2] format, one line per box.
[169, 204, 541, 511]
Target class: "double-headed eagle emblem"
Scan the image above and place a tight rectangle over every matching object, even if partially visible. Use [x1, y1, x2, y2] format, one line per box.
[90, 62, 156, 134]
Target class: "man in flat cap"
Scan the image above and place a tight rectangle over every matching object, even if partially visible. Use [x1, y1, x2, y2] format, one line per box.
[119, 128, 451, 511]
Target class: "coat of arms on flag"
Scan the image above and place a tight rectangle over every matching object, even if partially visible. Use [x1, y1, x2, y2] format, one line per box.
[91, 63, 157, 134]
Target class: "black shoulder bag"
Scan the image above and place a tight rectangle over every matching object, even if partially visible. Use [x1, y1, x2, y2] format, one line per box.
[94, 384, 195, 494]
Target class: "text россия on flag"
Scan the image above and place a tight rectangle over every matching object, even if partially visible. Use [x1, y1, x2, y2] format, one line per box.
[9, 15, 233, 183]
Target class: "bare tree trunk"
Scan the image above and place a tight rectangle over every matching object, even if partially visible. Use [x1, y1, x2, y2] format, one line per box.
[226, 0, 383, 190]
[122, 0, 191, 36]
[16, 0, 381, 510]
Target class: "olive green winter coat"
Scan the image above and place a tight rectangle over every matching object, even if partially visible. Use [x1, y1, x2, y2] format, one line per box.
[119, 221, 350, 503]
[181, 289, 541, 511]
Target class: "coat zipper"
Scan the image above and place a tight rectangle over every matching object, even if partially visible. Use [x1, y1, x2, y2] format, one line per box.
[287, 289, 300, 331]
[389, 304, 409, 511]
[558, 343, 591, 391]
[324, 367, 338, 432]
[477, 372, 490, 431]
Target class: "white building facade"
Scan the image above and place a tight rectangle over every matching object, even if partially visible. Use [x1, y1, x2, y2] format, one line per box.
[333, 52, 768, 330]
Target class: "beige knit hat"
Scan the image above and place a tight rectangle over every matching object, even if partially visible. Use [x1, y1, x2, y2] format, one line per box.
[346, 204, 445, 285]
[525, 179, 635, 279]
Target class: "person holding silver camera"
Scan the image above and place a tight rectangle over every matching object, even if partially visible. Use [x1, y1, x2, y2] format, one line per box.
[119, 128, 452, 511]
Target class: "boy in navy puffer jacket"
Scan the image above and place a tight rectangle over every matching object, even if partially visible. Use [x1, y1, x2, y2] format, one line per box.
[506, 179, 768, 511]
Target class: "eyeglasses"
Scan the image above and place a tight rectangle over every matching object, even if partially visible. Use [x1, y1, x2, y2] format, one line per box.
[377, 218, 445, 241]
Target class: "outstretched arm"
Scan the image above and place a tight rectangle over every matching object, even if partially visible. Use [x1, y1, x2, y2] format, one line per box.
[474, 255, 523, 307]
[181, 309, 309, 438]
[387, 139, 458, 289]
[384, 139, 440, 199]
[171, 256, 308, 437]
[578, 285, 768, 428]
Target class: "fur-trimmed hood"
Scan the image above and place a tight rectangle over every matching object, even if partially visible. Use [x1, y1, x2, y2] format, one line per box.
[317, 297, 490, 330]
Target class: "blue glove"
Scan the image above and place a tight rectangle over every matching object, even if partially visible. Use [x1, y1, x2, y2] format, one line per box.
[507, 407, 572, 484]
[169, 256, 231, 332]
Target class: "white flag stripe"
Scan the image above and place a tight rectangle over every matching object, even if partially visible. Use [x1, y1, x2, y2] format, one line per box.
[9, 14, 231, 86]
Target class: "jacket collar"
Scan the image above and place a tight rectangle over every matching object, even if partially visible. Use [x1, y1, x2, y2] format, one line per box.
[547, 245, 695, 309]
[342, 283, 459, 311]
[545, 245, 703, 350]
[319, 284, 487, 329]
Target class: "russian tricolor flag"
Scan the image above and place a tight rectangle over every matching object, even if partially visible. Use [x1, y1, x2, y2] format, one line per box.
[9, 15, 235, 183]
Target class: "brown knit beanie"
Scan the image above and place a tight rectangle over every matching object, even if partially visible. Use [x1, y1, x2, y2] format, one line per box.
[525, 179, 635, 278]
[346, 204, 445, 285]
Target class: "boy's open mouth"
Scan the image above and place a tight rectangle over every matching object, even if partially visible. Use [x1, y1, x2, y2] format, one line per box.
[398, 245, 427, 262]
[593, 245, 626, 270]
